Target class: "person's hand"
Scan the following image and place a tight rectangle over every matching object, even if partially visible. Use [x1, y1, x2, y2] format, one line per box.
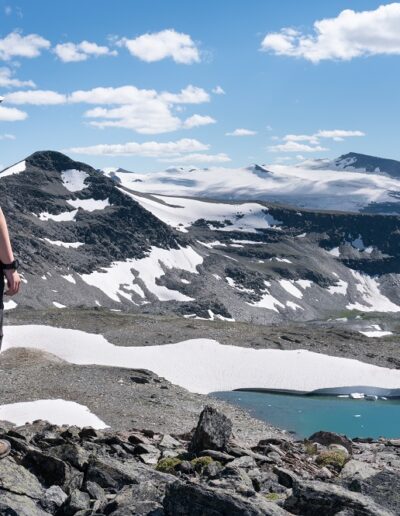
[4, 269, 21, 296]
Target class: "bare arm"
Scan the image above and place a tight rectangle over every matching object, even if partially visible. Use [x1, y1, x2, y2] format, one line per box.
[0, 208, 21, 296]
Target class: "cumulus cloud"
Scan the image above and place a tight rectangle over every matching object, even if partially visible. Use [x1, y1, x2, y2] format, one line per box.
[160, 153, 231, 164]
[0, 67, 35, 88]
[261, 3, 400, 62]
[226, 128, 257, 136]
[316, 129, 365, 141]
[0, 105, 27, 121]
[269, 141, 329, 153]
[160, 85, 210, 104]
[183, 114, 216, 129]
[5, 90, 67, 105]
[118, 29, 200, 64]
[212, 85, 225, 95]
[66, 138, 209, 157]
[54, 41, 117, 62]
[0, 31, 50, 60]
[6, 84, 214, 134]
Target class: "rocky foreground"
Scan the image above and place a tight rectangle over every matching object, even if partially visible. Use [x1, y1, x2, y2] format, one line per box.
[1, 406, 399, 515]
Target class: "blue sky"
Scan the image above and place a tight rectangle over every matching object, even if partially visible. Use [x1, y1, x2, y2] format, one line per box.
[0, 0, 399, 171]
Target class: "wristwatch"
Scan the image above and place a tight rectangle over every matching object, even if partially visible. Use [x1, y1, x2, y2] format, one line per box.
[2, 259, 19, 271]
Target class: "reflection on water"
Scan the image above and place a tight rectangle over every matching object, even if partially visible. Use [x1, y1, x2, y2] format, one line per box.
[212, 390, 400, 439]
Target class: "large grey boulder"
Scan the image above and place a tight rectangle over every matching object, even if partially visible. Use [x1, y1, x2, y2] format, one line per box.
[189, 406, 233, 454]
[0, 489, 51, 516]
[308, 431, 352, 454]
[163, 480, 290, 515]
[284, 478, 394, 516]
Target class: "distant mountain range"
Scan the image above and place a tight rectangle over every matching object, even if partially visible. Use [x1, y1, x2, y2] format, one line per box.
[1, 150, 399, 325]
[104, 152, 400, 215]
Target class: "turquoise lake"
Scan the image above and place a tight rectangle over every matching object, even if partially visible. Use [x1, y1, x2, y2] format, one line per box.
[212, 391, 400, 439]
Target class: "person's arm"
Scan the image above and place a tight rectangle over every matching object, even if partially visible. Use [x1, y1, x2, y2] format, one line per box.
[0, 208, 21, 296]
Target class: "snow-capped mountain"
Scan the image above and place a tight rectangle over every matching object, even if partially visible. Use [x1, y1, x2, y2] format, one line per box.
[1, 150, 400, 325]
[104, 153, 400, 214]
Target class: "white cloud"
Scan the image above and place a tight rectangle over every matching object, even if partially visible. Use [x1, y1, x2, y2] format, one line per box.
[160, 152, 231, 164]
[183, 114, 216, 129]
[269, 141, 329, 153]
[5, 90, 67, 105]
[0, 67, 35, 88]
[0, 133, 15, 140]
[54, 41, 117, 62]
[316, 129, 365, 141]
[0, 31, 50, 60]
[66, 138, 209, 157]
[6, 84, 213, 134]
[226, 128, 257, 136]
[160, 85, 209, 104]
[281, 129, 365, 145]
[0, 105, 27, 121]
[212, 85, 225, 95]
[118, 29, 200, 64]
[261, 3, 400, 62]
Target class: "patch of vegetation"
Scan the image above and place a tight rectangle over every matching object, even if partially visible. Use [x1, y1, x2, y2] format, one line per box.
[264, 492, 282, 502]
[304, 441, 318, 456]
[316, 450, 348, 470]
[191, 455, 215, 472]
[156, 457, 182, 473]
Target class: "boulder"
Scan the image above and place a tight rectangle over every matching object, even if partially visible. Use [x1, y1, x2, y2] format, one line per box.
[308, 431, 352, 454]
[284, 478, 393, 516]
[0, 489, 51, 516]
[40, 485, 68, 513]
[163, 480, 291, 515]
[189, 406, 233, 454]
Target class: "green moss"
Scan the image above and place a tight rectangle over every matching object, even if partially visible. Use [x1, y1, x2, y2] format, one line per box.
[316, 450, 348, 470]
[304, 441, 318, 456]
[191, 455, 214, 471]
[156, 457, 182, 473]
[264, 492, 282, 502]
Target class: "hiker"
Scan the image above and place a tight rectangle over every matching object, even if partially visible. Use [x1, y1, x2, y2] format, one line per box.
[0, 207, 21, 459]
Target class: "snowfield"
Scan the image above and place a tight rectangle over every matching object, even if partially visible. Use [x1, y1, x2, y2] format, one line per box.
[103, 161, 400, 212]
[4, 326, 400, 395]
[80, 245, 203, 303]
[67, 198, 110, 211]
[0, 160, 26, 178]
[120, 190, 281, 233]
[0, 399, 108, 428]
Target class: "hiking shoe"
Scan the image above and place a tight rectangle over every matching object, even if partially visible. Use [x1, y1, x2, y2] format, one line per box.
[0, 439, 11, 459]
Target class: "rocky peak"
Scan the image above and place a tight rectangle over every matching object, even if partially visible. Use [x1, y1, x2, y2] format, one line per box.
[334, 152, 400, 178]
[25, 150, 96, 174]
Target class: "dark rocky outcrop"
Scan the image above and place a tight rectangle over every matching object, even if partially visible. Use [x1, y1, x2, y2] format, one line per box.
[0, 409, 399, 514]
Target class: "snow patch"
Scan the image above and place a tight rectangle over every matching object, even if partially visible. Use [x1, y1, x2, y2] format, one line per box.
[39, 210, 78, 222]
[0, 160, 26, 178]
[44, 238, 83, 249]
[4, 325, 400, 395]
[67, 198, 110, 212]
[61, 169, 89, 192]
[0, 399, 108, 428]
[347, 271, 400, 312]
[80, 246, 203, 303]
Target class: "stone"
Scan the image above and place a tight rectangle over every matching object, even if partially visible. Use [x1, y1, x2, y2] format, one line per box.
[64, 489, 90, 515]
[357, 470, 400, 514]
[104, 481, 166, 514]
[189, 406, 233, 454]
[22, 448, 69, 487]
[0, 455, 44, 499]
[274, 467, 298, 488]
[308, 431, 352, 454]
[229, 455, 257, 470]
[284, 479, 393, 516]
[200, 449, 235, 463]
[340, 459, 377, 481]
[329, 444, 350, 456]
[0, 489, 51, 516]
[40, 485, 68, 512]
[159, 434, 181, 448]
[163, 480, 291, 515]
